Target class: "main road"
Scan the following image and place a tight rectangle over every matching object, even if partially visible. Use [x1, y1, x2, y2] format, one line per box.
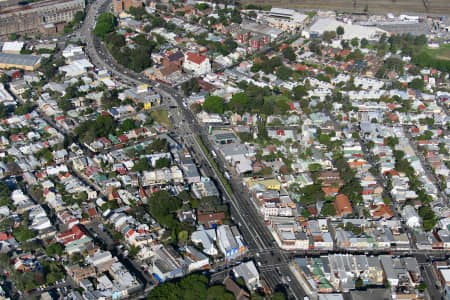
[79, 1, 308, 298]
[74, 2, 450, 300]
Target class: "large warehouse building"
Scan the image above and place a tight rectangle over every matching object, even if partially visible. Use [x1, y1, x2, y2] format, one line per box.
[0, 53, 41, 71]
[0, 0, 85, 37]
[307, 18, 387, 41]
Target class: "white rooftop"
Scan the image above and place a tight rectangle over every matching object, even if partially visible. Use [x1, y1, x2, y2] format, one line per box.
[309, 18, 386, 40]
[2, 41, 24, 53]
[441, 268, 450, 283]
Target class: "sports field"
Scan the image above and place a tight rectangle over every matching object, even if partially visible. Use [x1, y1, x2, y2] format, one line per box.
[424, 44, 450, 61]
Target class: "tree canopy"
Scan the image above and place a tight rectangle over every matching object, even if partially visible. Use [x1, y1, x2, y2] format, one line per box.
[147, 191, 182, 231]
[74, 114, 117, 143]
[282, 46, 296, 62]
[148, 274, 233, 300]
[94, 13, 115, 39]
[203, 96, 225, 114]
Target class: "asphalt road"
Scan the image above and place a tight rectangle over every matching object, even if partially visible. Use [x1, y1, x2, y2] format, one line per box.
[421, 264, 442, 300]
[74, 1, 450, 299]
[78, 1, 306, 297]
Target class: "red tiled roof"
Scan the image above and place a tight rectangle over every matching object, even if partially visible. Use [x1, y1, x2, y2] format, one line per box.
[334, 194, 352, 216]
[197, 211, 226, 224]
[87, 208, 97, 217]
[187, 52, 206, 65]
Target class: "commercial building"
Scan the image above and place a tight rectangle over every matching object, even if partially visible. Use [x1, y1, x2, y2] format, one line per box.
[113, 0, 142, 15]
[232, 261, 260, 291]
[264, 8, 309, 32]
[0, 83, 14, 105]
[0, 53, 41, 70]
[59, 59, 94, 77]
[217, 225, 247, 260]
[2, 41, 24, 54]
[307, 18, 386, 41]
[151, 245, 184, 282]
[183, 52, 211, 76]
[192, 177, 220, 199]
[0, 0, 85, 37]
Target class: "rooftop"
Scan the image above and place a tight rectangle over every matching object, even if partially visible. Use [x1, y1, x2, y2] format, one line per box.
[0, 52, 41, 67]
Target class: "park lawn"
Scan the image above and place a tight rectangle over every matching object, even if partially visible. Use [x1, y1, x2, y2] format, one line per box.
[150, 109, 172, 130]
[423, 44, 450, 61]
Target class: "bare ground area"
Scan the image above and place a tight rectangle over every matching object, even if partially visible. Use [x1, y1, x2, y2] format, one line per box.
[242, 0, 450, 15]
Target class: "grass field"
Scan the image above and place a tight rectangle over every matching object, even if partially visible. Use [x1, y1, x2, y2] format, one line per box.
[424, 44, 450, 61]
[243, 0, 450, 15]
[150, 110, 173, 130]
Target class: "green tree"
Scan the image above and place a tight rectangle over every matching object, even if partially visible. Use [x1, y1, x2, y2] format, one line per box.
[208, 285, 234, 300]
[276, 65, 293, 80]
[94, 13, 115, 39]
[355, 277, 364, 289]
[282, 46, 296, 62]
[147, 191, 182, 230]
[13, 226, 37, 242]
[321, 202, 336, 216]
[202, 96, 224, 114]
[15, 102, 35, 115]
[178, 230, 188, 244]
[73, 11, 84, 23]
[419, 205, 436, 231]
[230, 9, 242, 23]
[46, 243, 64, 257]
[154, 157, 170, 169]
[128, 245, 139, 259]
[0, 73, 9, 84]
[300, 183, 324, 205]
[148, 274, 210, 300]
[418, 281, 427, 292]
[0, 182, 11, 207]
[347, 49, 364, 62]
[8, 33, 17, 41]
[70, 252, 83, 263]
[120, 119, 138, 132]
[385, 57, 404, 72]
[301, 208, 311, 219]
[272, 292, 287, 300]
[336, 26, 344, 37]
[360, 38, 368, 48]
[190, 103, 202, 114]
[132, 158, 152, 172]
[144, 24, 152, 33]
[227, 92, 248, 114]
[293, 85, 307, 100]
[58, 99, 74, 112]
[78, 191, 88, 202]
[146, 138, 169, 153]
[409, 78, 425, 90]
[322, 30, 336, 43]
